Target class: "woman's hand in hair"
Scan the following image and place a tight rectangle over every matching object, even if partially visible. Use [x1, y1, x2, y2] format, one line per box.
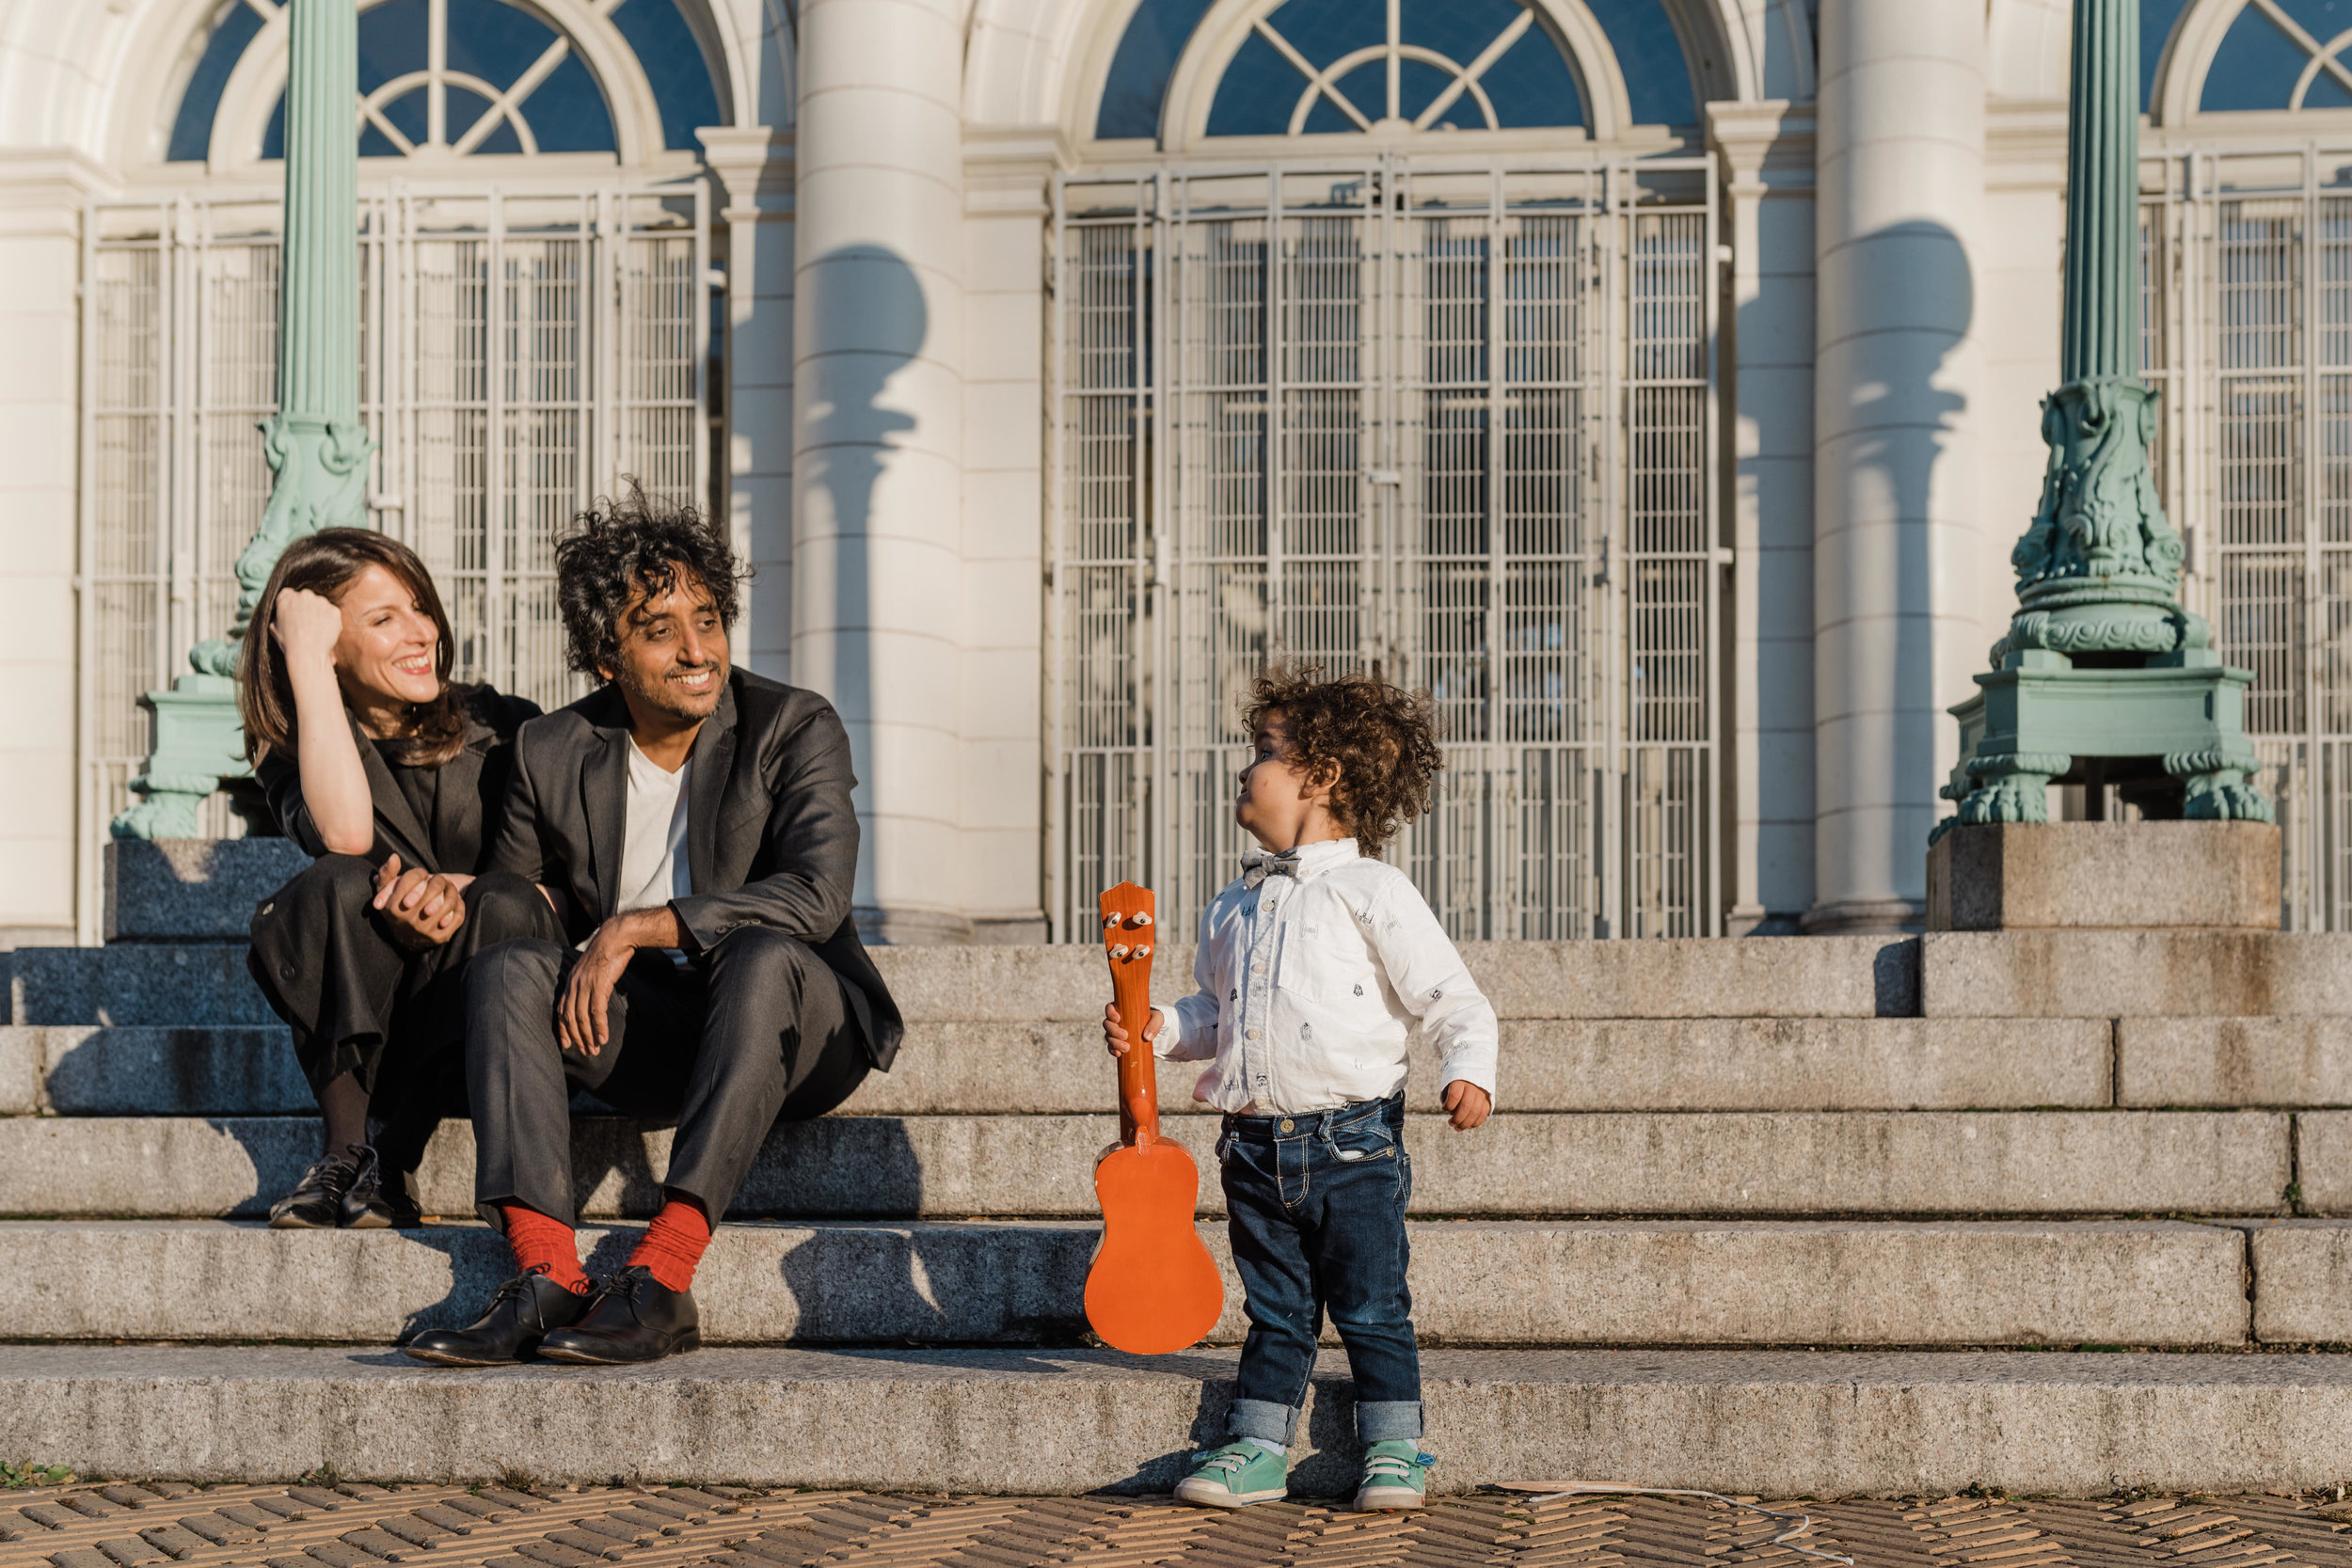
[271, 586, 344, 669]
[371, 853, 469, 949]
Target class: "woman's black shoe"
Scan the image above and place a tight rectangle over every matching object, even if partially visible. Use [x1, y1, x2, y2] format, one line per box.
[536, 1265, 701, 1365]
[340, 1146, 422, 1229]
[268, 1153, 358, 1229]
[404, 1268, 593, 1367]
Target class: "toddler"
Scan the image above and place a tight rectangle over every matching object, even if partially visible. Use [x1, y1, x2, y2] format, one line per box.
[1104, 664, 1497, 1512]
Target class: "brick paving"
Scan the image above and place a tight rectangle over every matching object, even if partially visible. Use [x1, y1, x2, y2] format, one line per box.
[4, 1481, 2350, 1568]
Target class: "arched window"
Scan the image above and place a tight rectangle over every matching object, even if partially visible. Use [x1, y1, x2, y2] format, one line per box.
[2200, 0, 2352, 110]
[163, 0, 723, 165]
[1095, 0, 1696, 143]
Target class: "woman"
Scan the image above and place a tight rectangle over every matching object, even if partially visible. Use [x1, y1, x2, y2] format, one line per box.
[241, 529, 563, 1229]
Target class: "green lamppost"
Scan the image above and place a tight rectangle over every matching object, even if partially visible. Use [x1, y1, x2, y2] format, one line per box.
[1936, 0, 2271, 832]
[112, 0, 371, 839]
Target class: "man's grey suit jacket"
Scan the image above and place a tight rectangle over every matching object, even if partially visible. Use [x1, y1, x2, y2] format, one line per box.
[485, 667, 903, 1070]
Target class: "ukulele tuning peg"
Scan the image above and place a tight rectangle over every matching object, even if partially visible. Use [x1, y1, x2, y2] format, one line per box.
[1132, 912, 1154, 927]
[1109, 943, 1131, 958]
[1102, 913, 1120, 929]
[1135, 944, 1152, 958]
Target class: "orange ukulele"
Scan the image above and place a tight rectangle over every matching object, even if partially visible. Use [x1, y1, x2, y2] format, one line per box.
[1085, 882, 1224, 1354]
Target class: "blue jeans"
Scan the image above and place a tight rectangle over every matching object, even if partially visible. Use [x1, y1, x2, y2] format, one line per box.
[1217, 1091, 1420, 1446]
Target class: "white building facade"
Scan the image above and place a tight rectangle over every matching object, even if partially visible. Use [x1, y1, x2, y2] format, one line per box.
[0, 0, 2344, 948]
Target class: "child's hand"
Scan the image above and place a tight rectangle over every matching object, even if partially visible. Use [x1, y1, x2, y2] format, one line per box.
[1104, 1003, 1164, 1057]
[1441, 1081, 1491, 1131]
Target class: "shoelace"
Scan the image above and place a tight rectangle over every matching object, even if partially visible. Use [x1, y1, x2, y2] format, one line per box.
[580, 1264, 654, 1313]
[288, 1153, 358, 1195]
[344, 1144, 382, 1194]
[1192, 1446, 1260, 1475]
[1362, 1452, 1427, 1481]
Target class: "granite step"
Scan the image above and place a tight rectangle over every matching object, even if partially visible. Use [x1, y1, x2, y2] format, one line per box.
[6, 1342, 2351, 1496]
[6, 934, 1925, 1028]
[0, 1216, 2263, 1348]
[0, 1110, 2295, 1219]
[1, 1016, 2126, 1117]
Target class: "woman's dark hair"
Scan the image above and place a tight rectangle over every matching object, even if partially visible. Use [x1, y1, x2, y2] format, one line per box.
[238, 528, 469, 768]
[554, 486, 743, 679]
[1242, 663, 1445, 857]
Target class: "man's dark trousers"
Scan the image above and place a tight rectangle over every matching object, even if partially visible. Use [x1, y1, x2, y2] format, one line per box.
[465, 925, 868, 1227]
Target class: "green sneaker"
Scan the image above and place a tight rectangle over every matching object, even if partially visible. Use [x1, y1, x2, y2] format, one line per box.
[1172, 1441, 1290, 1508]
[1354, 1440, 1433, 1511]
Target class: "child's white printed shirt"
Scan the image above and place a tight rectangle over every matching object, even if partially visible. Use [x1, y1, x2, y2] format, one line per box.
[1152, 837, 1500, 1116]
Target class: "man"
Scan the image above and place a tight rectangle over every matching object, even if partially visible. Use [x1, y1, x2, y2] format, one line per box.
[405, 492, 901, 1368]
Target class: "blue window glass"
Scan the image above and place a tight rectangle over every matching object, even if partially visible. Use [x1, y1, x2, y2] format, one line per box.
[167, 0, 266, 163]
[1098, 0, 1217, 138]
[2202, 0, 2352, 112]
[1582, 0, 1692, 125]
[2141, 0, 2191, 109]
[612, 0, 726, 150]
[1204, 0, 1587, 136]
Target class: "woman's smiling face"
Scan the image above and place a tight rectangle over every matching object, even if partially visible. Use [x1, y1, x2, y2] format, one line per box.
[331, 562, 443, 711]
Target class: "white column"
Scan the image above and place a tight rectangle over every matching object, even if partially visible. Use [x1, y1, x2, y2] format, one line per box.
[792, 0, 970, 943]
[1710, 103, 1818, 934]
[700, 128, 795, 683]
[1808, 0, 1989, 933]
[0, 159, 94, 943]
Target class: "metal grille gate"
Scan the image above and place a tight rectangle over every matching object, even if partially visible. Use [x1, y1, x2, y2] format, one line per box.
[80, 183, 708, 854]
[1049, 155, 1718, 945]
[2143, 144, 2352, 930]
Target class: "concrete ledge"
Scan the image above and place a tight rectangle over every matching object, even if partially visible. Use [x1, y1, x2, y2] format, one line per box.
[104, 839, 309, 942]
[1922, 931, 2352, 1018]
[2283, 1112, 2352, 1212]
[11, 943, 274, 1027]
[2242, 1221, 2352, 1342]
[0, 1218, 2249, 1349]
[873, 937, 1917, 1022]
[8, 1344, 2352, 1496]
[9, 1017, 2113, 1117]
[1928, 822, 2281, 932]
[0, 1111, 2292, 1219]
[2120, 1018, 2352, 1107]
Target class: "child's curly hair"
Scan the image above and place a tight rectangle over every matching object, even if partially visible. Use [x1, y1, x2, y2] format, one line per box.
[1243, 664, 1444, 856]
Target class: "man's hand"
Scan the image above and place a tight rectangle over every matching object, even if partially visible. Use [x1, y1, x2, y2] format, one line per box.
[1441, 1080, 1491, 1131]
[561, 906, 684, 1055]
[1104, 1003, 1163, 1057]
[371, 855, 470, 950]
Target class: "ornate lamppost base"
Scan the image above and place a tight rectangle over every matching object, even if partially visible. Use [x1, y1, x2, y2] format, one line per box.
[108, 676, 250, 841]
[1934, 647, 2274, 839]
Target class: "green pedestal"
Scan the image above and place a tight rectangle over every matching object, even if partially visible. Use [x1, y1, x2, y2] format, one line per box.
[1936, 648, 2270, 833]
[109, 677, 249, 842]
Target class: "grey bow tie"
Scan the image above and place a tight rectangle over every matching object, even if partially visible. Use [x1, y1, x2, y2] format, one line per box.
[1242, 849, 1302, 888]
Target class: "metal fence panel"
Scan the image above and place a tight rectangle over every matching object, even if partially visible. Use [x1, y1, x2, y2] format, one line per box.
[1050, 154, 1718, 945]
[81, 182, 708, 875]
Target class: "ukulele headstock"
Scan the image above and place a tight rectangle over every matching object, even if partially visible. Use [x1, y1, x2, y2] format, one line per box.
[1098, 882, 1157, 978]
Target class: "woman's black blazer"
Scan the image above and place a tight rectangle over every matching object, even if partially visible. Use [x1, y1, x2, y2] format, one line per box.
[254, 686, 543, 877]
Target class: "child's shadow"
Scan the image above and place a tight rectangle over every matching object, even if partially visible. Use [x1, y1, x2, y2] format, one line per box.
[1104, 1368, 1360, 1497]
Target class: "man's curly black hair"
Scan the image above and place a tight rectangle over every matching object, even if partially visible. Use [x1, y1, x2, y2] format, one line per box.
[554, 485, 745, 678]
[1242, 663, 1445, 856]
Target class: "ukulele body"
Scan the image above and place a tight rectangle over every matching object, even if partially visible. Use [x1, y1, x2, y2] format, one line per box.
[1085, 881, 1223, 1355]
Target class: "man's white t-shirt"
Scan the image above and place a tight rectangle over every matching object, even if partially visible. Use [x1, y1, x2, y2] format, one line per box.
[614, 736, 692, 920]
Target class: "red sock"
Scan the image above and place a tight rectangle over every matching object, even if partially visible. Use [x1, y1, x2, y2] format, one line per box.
[501, 1204, 589, 1293]
[628, 1196, 712, 1292]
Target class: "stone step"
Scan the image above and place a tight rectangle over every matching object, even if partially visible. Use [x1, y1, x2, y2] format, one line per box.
[3, 1017, 2125, 1117]
[5, 934, 1922, 1028]
[0, 1217, 2258, 1349]
[5, 1343, 2349, 1495]
[1921, 931, 2352, 1017]
[0, 1110, 2294, 1219]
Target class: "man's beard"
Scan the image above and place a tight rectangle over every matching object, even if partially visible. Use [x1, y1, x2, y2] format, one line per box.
[619, 657, 725, 721]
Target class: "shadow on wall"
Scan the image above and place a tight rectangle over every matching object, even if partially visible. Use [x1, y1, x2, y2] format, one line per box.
[798, 243, 926, 934]
[1841, 218, 1974, 850]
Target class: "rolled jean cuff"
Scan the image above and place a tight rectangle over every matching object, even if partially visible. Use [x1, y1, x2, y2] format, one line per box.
[1355, 1400, 1423, 1442]
[1228, 1397, 1300, 1446]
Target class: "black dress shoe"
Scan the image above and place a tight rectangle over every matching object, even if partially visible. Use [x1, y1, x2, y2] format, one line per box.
[536, 1265, 701, 1365]
[404, 1268, 592, 1367]
[268, 1153, 358, 1229]
[340, 1147, 422, 1229]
